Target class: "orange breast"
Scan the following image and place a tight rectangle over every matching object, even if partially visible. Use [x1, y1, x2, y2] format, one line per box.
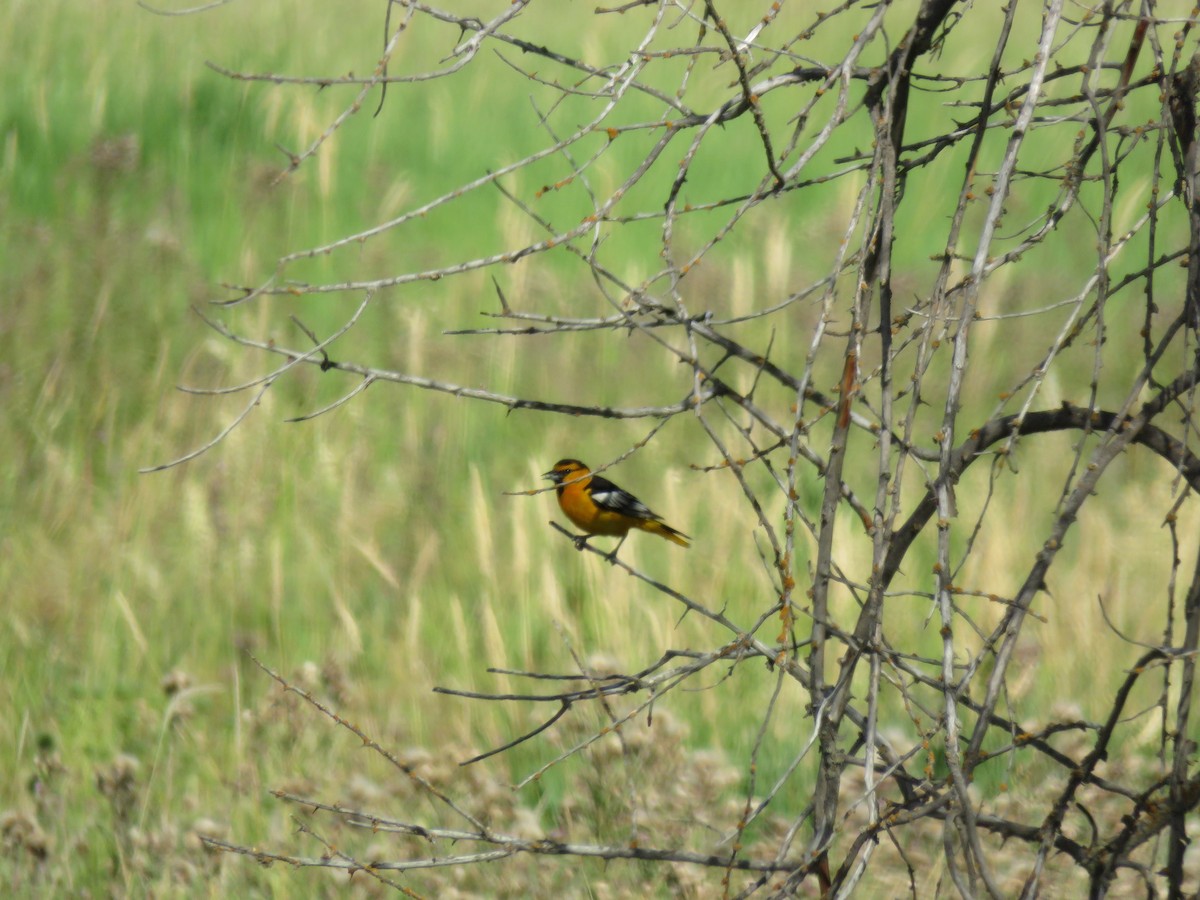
[558, 484, 634, 536]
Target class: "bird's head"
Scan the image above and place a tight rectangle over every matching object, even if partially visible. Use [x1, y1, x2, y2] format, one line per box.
[544, 459, 589, 484]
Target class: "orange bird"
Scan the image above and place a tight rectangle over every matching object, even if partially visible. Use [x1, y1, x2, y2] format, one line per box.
[544, 459, 690, 559]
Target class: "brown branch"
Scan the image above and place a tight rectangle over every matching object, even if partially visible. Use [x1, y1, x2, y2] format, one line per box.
[882, 396, 1200, 591]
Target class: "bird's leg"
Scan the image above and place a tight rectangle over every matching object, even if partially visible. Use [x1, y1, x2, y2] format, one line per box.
[572, 534, 590, 551]
[604, 534, 627, 563]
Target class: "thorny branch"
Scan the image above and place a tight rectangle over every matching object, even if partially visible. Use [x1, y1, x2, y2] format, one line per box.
[159, 1, 1200, 896]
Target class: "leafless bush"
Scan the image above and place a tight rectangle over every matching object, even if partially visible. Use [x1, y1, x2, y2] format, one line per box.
[150, 0, 1200, 896]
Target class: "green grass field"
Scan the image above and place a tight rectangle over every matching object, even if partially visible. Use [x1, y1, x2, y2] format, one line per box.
[3, 2, 1197, 896]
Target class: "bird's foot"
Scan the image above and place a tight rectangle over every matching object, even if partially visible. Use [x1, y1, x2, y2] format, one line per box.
[603, 537, 626, 564]
[572, 535, 590, 552]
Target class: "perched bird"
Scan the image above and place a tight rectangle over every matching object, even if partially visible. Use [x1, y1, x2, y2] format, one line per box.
[543, 458, 690, 559]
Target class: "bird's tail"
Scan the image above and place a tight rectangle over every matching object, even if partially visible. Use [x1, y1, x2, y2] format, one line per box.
[640, 519, 691, 547]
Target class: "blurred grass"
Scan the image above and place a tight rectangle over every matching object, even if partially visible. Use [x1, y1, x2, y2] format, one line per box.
[1, 0, 1195, 895]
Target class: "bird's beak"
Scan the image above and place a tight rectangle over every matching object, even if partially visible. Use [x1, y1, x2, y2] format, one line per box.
[542, 469, 558, 482]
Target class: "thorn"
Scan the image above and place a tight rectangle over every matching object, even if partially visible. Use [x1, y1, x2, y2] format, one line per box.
[491, 276, 512, 314]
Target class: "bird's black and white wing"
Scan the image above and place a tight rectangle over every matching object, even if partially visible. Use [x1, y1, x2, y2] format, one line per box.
[587, 475, 660, 521]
